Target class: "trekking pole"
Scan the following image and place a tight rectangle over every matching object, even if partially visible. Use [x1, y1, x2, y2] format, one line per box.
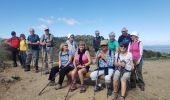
[38, 73, 59, 96]
[93, 58, 100, 100]
[64, 67, 79, 100]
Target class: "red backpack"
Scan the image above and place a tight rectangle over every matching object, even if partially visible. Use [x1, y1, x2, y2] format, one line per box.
[10, 37, 20, 48]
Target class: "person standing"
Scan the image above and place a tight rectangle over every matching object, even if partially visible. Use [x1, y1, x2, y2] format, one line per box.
[118, 27, 131, 46]
[40, 27, 54, 74]
[66, 33, 77, 56]
[25, 28, 40, 72]
[19, 34, 28, 69]
[107, 32, 119, 54]
[6, 31, 22, 67]
[128, 31, 145, 91]
[93, 30, 104, 53]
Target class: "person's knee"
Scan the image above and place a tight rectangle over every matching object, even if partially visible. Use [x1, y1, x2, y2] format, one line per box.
[90, 72, 97, 81]
[105, 75, 111, 83]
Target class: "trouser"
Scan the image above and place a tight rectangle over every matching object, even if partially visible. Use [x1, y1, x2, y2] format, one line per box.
[11, 47, 22, 66]
[26, 49, 39, 70]
[90, 68, 114, 84]
[48, 66, 74, 85]
[130, 59, 144, 88]
[42, 47, 53, 71]
[20, 51, 27, 68]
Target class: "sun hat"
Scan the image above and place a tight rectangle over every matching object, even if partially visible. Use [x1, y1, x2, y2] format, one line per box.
[100, 40, 108, 46]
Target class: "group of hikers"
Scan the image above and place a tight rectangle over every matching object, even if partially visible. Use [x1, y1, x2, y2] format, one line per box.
[5, 27, 145, 100]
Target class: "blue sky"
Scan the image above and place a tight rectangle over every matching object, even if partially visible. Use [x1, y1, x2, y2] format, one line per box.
[0, 0, 170, 45]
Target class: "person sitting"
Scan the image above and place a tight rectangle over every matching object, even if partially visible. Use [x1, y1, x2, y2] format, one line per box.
[112, 42, 134, 100]
[70, 41, 92, 93]
[48, 43, 74, 88]
[90, 40, 115, 96]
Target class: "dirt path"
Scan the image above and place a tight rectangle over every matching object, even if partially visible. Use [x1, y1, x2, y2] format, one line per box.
[0, 59, 170, 100]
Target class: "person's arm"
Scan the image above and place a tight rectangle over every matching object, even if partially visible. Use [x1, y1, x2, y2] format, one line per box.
[73, 53, 78, 69]
[129, 53, 134, 70]
[127, 42, 131, 52]
[137, 41, 143, 64]
[58, 51, 61, 68]
[84, 51, 92, 67]
[115, 41, 119, 54]
[114, 53, 119, 67]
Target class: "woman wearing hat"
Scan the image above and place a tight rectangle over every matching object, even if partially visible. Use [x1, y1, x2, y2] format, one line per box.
[90, 40, 114, 95]
[112, 42, 134, 100]
[70, 41, 92, 93]
[128, 31, 145, 91]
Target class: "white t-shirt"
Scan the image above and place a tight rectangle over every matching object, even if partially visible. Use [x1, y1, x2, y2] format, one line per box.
[115, 52, 133, 71]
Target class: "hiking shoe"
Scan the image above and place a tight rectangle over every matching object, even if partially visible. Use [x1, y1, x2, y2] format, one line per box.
[44, 70, 50, 74]
[94, 84, 104, 92]
[70, 83, 77, 92]
[140, 85, 145, 91]
[35, 69, 39, 73]
[119, 96, 125, 100]
[24, 69, 30, 71]
[49, 81, 56, 86]
[112, 92, 118, 100]
[107, 88, 112, 96]
[55, 84, 62, 90]
[80, 84, 86, 93]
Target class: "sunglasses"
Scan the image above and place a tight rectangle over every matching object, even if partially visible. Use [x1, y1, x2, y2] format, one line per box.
[120, 45, 126, 48]
[101, 45, 108, 47]
[64, 45, 68, 46]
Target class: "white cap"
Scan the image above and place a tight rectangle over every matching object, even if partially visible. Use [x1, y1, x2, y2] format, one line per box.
[67, 33, 74, 38]
[44, 26, 49, 31]
[131, 31, 139, 37]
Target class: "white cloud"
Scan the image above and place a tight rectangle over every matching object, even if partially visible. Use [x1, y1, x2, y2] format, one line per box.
[57, 17, 79, 26]
[32, 24, 48, 30]
[38, 16, 55, 24]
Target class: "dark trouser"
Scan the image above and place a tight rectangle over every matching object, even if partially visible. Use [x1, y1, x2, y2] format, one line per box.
[130, 59, 144, 88]
[26, 49, 39, 70]
[20, 51, 27, 68]
[48, 66, 74, 85]
[11, 47, 22, 66]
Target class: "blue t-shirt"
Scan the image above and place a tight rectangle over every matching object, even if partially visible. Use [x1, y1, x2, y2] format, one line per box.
[27, 34, 40, 50]
[118, 34, 131, 46]
[59, 50, 73, 67]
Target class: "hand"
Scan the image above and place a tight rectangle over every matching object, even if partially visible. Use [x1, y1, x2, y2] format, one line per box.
[27, 41, 32, 44]
[136, 60, 140, 65]
[41, 42, 46, 45]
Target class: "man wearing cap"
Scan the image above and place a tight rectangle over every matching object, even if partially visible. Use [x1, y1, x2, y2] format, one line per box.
[6, 31, 22, 67]
[118, 27, 131, 46]
[25, 28, 40, 72]
[40, 27, 54, 74]
[107, 32, 119, 54]
[90, 40, 115, 96]
[66, 33, 77, 56]
[93, 30, 104, 53]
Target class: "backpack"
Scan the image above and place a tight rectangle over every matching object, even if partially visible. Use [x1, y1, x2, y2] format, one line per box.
[60, 50, 69, 57]
[11, 37, 20, 48]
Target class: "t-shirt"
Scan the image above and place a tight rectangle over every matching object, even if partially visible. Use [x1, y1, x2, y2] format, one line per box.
[40, 33, 54, 48]
[66, 40, 77, 56]
[118, 34, 131, 46]
[7, 36, 20, 48]
[93, 36, 104, 52]
[59, 50, 73, 67]
[20, 40, 28, 51]
[107, 39, 119, 52]
[115, 52, 133, 71]
[27, 34, 40, 50]
[98, 50, 114, 68]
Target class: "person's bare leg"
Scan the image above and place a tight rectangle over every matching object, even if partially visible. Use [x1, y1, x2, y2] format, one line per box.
[121, 80, 126, 97]
[78, 68, 87, 85]
[113, 80, 118, 92]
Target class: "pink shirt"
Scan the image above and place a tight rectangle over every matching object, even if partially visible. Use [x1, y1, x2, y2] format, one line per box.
[75, 51, 88, 66]
[129, 42, 140, 62]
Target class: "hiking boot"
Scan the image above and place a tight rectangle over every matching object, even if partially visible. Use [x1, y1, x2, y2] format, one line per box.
[140, 85, 145, 91]
[24, 69, 30, 71]
[112, 92, 118, 100]
[35, 69, 39, 73]
[70, 83, 77, 92]
[13, 63, 17, 67]
[44, 70, 50, 74]
[119, 96, 125, 100]
[55, 84, 62, 90]
[80, 84, 86, 93]
[107, 88, 112, 96]
[94, 84, 104, 92]
[49, 81, 56, 86]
